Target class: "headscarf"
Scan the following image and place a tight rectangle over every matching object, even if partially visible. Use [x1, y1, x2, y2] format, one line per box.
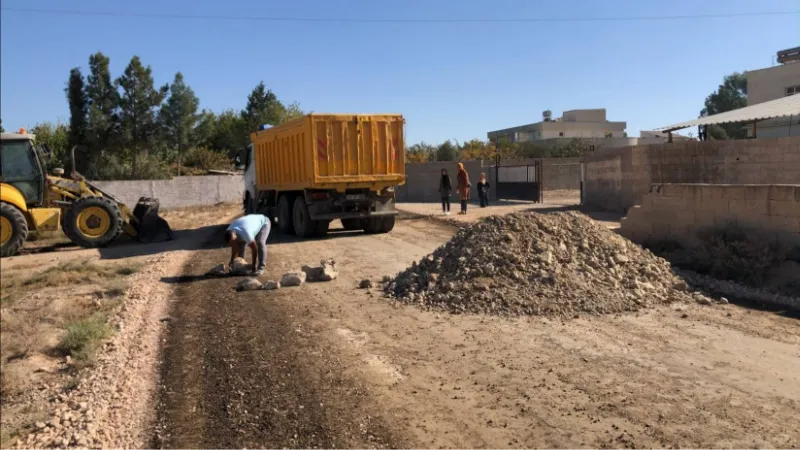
[457, 162, 465, 172]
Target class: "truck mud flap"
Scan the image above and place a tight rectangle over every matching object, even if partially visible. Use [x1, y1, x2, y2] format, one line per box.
[132, 197, 175, 244]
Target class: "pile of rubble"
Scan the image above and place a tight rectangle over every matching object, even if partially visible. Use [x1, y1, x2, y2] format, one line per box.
[384, 211, 708, 317]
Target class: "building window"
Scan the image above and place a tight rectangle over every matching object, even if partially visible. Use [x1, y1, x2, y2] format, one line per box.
[786, 85, 800, 96]
[558, 132, 564, 137]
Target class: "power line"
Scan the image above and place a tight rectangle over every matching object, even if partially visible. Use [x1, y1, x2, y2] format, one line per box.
[1, 7, 798, 24]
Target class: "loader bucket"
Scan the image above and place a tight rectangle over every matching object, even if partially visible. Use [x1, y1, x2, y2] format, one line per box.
[132, 197, 175, 244]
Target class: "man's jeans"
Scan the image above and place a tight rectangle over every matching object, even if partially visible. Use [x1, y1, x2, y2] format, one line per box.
[237, 221, 271, 271]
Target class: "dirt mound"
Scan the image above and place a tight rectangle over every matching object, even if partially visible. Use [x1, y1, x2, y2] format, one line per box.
[384, 211, 697, 317]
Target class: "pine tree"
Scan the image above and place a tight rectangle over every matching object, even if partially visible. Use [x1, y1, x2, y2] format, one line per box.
[116, 56, 169, 177]
[242, 81, 286, 133]
[159, 72, 200, 175]
[65, 68, 88, 170]
[86, 52, 119, 154]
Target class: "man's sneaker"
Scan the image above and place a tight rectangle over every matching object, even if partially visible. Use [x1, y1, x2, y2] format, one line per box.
[254, 269, 265, 276]
[445, 211, 451, 216]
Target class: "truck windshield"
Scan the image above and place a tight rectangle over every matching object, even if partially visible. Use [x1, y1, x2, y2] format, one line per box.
[1, 139, 42, 204]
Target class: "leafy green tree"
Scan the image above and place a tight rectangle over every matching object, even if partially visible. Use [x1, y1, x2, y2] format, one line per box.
[407, 142, 436, 162]
[85, 52, 119, 154]
[700, 72, 747, 140]
[436, 140, 458, 162]
[160, 72, 200, 175]
[65, 68, 88, 171]
[0, 119, 4, 133]
[31, 121, 70, 170]
[201, 109, 248, 156]
[116, 55, 169, 177]
[280, 101, 305, 123]
[242, 81, 286, 133]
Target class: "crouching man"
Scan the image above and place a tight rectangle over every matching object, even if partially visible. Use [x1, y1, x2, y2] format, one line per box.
[225, 214, 271, 276]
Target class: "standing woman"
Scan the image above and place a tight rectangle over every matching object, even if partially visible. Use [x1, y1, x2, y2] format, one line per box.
[439, 168, 452, 215]
[477, 172, 491, 208]
[456, 162, 471, 215]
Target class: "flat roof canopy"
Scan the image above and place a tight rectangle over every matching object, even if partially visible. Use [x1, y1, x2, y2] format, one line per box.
[656, 94, 800, 132]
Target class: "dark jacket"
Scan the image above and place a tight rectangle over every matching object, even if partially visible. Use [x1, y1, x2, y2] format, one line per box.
[477, 180, 490, 195]
[439, 175, 452, 196]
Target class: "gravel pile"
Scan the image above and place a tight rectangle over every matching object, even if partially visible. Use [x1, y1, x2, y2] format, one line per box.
[384, 211, 703, 317]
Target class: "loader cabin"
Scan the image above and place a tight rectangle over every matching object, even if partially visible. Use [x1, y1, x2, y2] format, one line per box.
[0, 129, 49, 206]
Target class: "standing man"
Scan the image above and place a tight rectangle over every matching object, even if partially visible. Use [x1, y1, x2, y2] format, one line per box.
[225, 214, 271, 276]
[477, 172, 491, 208]
[456, 162, 471, 215]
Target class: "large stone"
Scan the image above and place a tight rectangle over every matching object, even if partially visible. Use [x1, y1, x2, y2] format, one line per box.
[206, 263, 227, 277]
[262, 280, 280, 291]
[280, 271, 307, 287]
[231, 257, 251, 275]
[302, 258, 338, 282]
[236, 278, 263, 292]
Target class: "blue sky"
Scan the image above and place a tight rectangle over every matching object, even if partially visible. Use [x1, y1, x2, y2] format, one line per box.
[1, 0, 797, 144]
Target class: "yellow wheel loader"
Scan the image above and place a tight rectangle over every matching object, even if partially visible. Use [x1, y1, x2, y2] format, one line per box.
[0, 129, 174, 258]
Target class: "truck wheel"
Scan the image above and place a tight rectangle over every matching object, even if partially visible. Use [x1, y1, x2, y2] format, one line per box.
[314, 220, 330, 237]
[63, 196, 123, 248]
[363, 218, 383, 234]
[244, 193, 255, 215]
[292, 197, 315, 238]
[0, 202, 28, 257]
[341, 218, 363, 231]
[380, 216, 396, 233]
[277, 195, 293, 234]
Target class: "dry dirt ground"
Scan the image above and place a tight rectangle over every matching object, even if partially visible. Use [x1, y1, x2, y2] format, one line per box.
[152, 203, 800, 449]
[0, 204, 240, 448]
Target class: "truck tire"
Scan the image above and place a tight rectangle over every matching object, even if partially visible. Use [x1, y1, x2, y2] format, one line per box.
[292, 197, 315, 238]
[277, 195, 293, 235]
[0, 202, 28, 257]
[380, 216, 396, 233]
[314, 220, 330, 237]
[244, 193, 255, 215]
[63, 196, 123, 248]
[341, 218, 363, 231]
[363, 218, 384, 234]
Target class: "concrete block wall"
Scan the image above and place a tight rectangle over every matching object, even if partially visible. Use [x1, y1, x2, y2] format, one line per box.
[620, 184, 800, 247]
[396, 161, 489, 203]
[94, 175, 244, 209]
[583, 137, 800, 213]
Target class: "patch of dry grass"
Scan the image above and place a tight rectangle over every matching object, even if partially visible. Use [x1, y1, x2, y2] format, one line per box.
[57, 314, 112, 366]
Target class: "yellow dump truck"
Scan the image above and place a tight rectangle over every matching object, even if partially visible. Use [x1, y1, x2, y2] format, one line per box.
[243, 114, 406, 238]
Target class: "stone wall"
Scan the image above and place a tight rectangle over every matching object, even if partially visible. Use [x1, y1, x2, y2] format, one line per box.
[94, 175, 244, 209]
[620, 184, 800, 247]
[582, 137, 800, 212]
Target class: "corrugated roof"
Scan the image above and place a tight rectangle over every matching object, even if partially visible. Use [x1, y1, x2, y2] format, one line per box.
[656, 94, 800, 131]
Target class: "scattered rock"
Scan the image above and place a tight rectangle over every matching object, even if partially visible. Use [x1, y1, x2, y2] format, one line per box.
[262, 280, 280, 291]
[302, 258, 338, 282]
[236, 278, 263, 292]
[384, 211, 698, 317]
[280, 271, 307, 287]
[35, 422, 46, 430]
[206, 263, 227, 277]
[359, 279, 373, 289]
[719, 297, 729, 304]
[230, 257, 251, 275]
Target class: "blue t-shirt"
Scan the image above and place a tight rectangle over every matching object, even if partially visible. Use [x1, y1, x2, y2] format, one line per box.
[227, 214, 267, 243]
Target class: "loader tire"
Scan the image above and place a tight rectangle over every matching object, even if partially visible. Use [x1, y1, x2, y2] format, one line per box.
[277, 195, 293, 235]
[0, 202, 28, 257]
[63, 196, 123, 248]
[292, 197, 315, 238]
[340, 218, 363, 231]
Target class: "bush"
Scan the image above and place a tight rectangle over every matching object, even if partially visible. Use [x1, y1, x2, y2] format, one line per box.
[57, 315, 112, 363]
[182, 146, 233, 172]
[86, 153, 170, 180]
[647, 224, 789, 287]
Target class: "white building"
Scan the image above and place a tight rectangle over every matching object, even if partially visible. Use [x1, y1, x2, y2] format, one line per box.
[488, 109, 686, 149]
[745, 46, 800, 138]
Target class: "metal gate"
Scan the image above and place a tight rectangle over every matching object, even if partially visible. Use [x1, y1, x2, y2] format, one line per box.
[495, 163, 543, 202]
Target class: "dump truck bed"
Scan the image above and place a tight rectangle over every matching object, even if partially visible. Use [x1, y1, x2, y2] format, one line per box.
[250, 114, 406, 192]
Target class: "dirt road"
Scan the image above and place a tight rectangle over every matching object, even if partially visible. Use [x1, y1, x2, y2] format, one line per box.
[154, 215, 800, 449]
